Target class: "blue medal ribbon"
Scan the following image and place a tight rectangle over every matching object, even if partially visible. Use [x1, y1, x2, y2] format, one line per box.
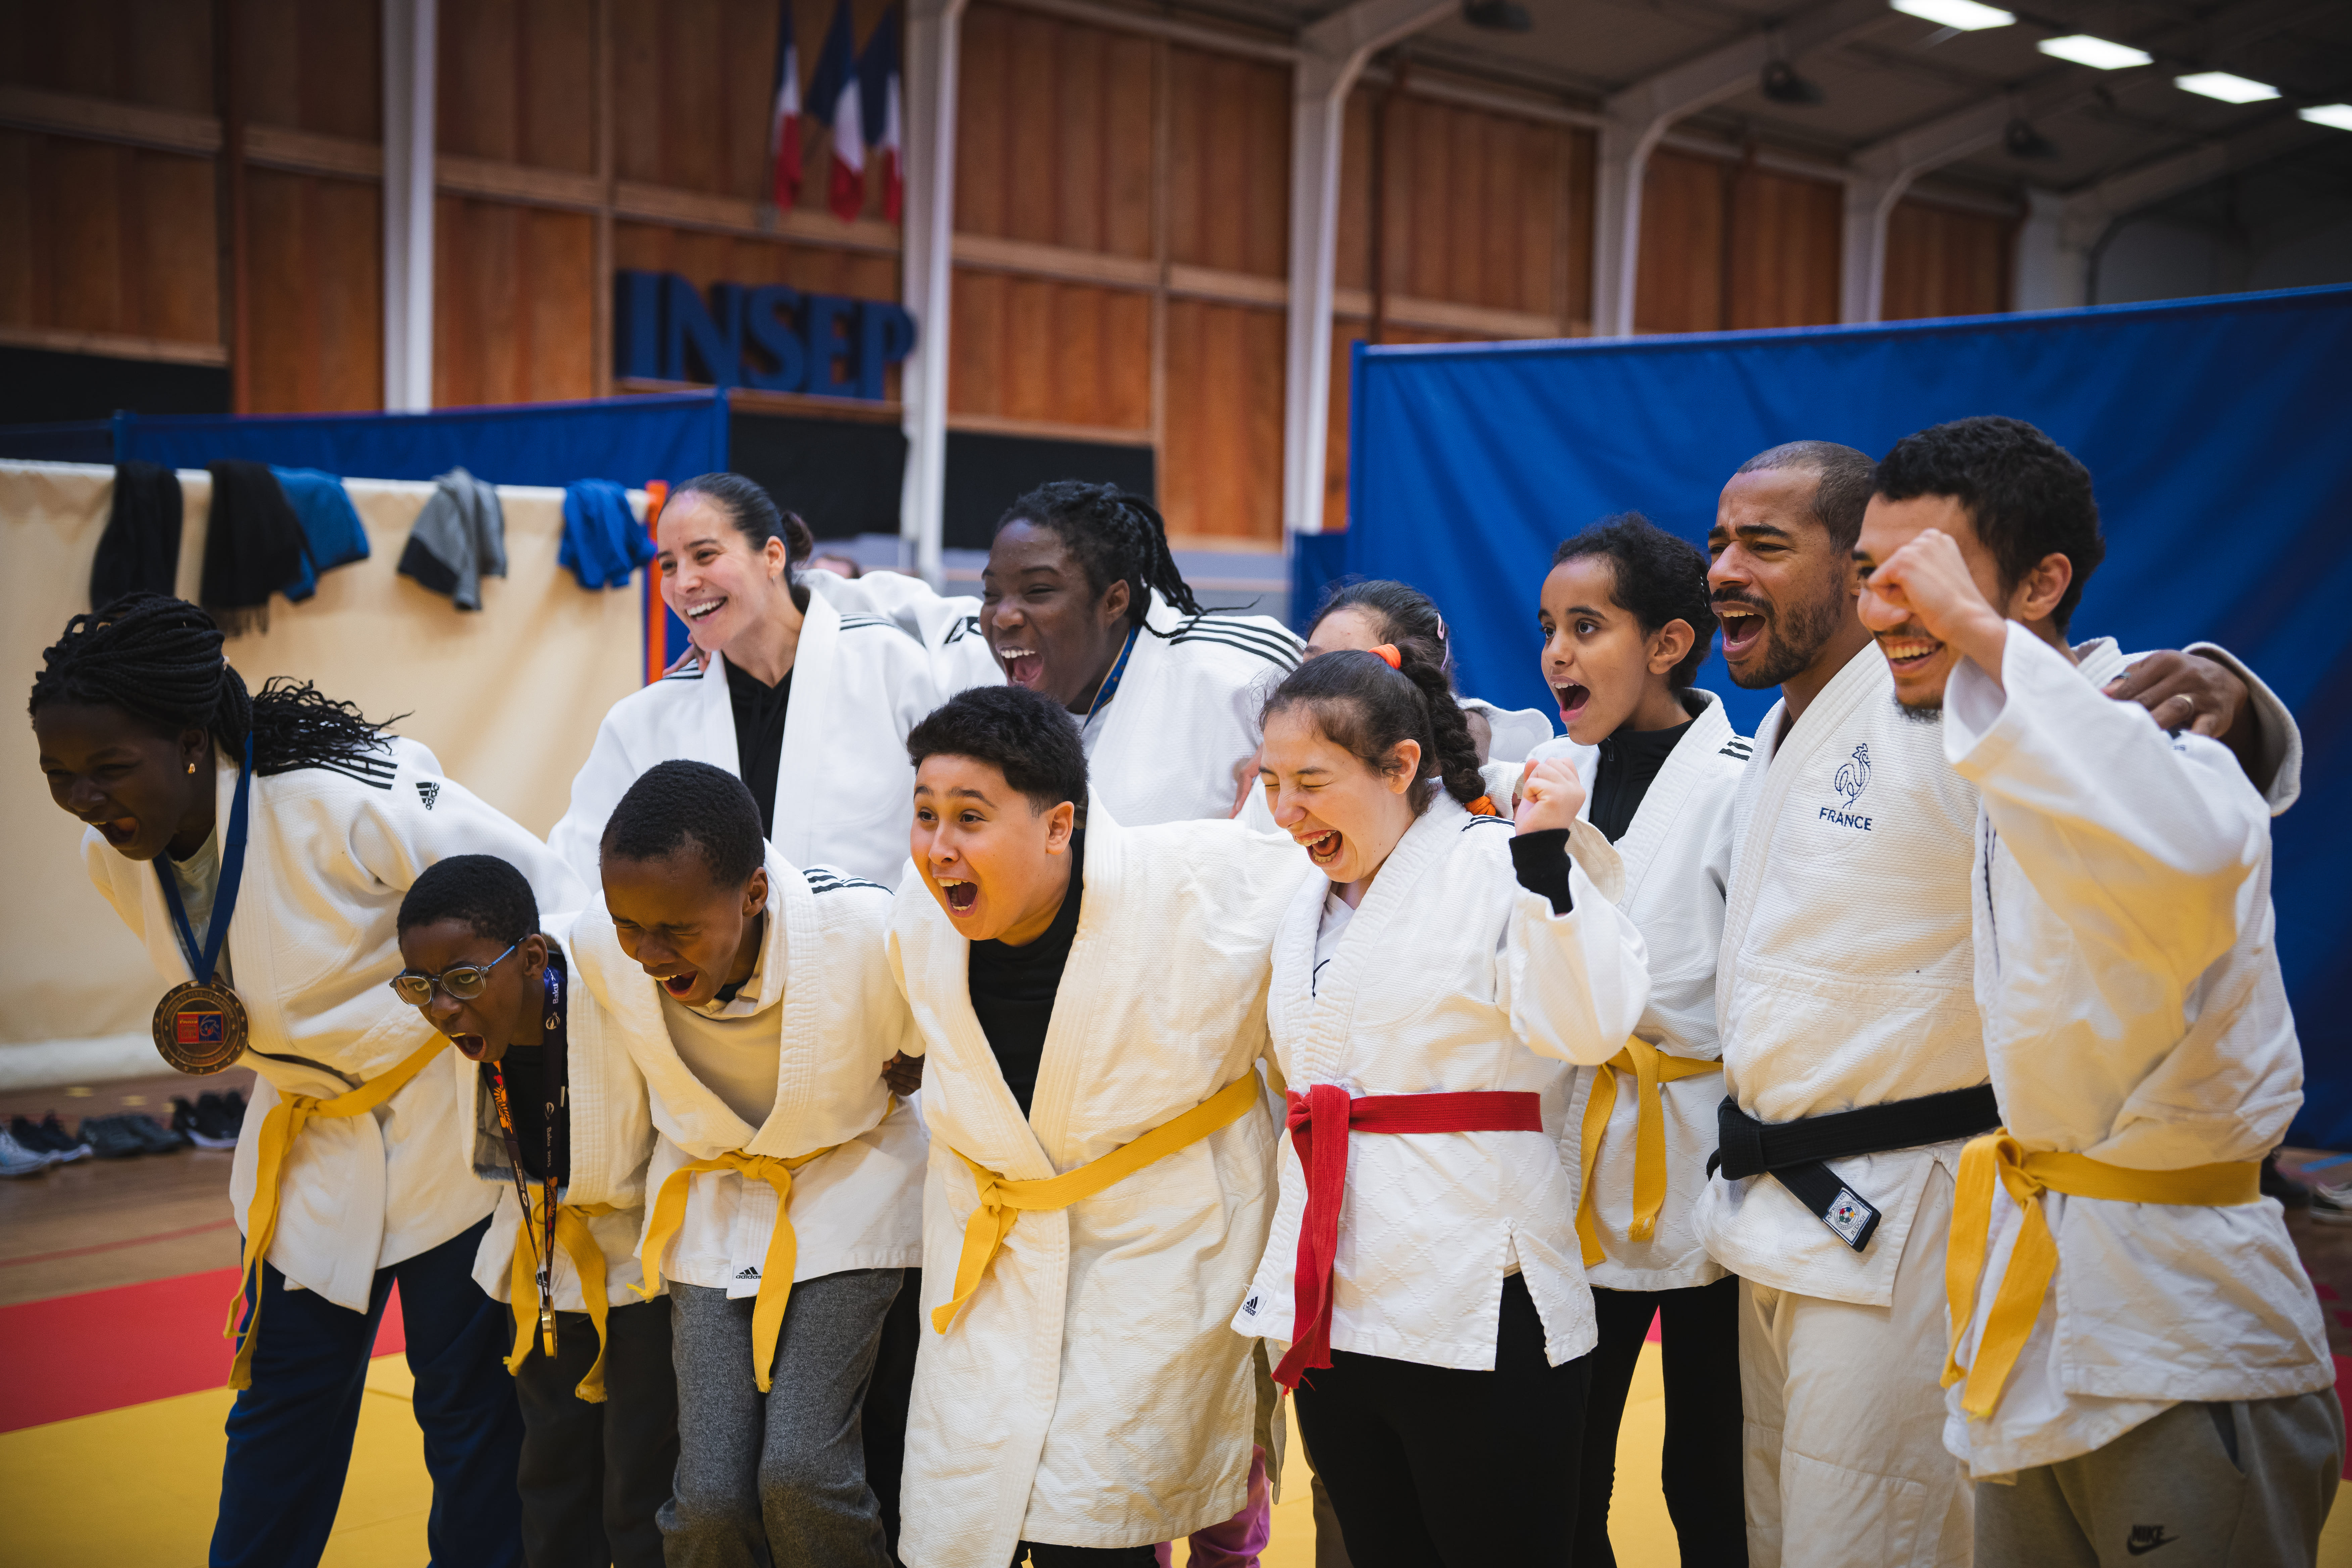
[1082, 627, 1141, 726]
[155, 734, 254, 984]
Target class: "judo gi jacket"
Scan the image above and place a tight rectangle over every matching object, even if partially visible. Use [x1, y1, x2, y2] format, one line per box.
[83, 738, 584, 1311]
[549, 589, 940, 889]
[1937, 628, 2331, 1477]
[1234, 793, 1651, 1371]
[886, 803, 1312, 1566]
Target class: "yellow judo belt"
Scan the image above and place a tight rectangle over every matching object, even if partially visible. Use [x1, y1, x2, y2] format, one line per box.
[1573, 1039, 1721, 1268]
[635, 1144, 840, 1393]
[1943, 1130, 2259, 1419]
[225, 1035, 449, 1390]
[505, 1199, 622, 1401]
[933, 1071, 1261, 1334]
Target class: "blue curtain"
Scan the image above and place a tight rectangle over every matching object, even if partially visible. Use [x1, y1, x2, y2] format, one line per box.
[114, 391, 729, 489]
[1342, 283, 2352, 1145]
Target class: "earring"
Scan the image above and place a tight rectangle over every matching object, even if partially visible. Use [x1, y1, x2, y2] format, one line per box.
[186, 762, 197, 774]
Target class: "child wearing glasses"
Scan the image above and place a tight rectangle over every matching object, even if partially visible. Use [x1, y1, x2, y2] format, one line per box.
[393, 855, 675, 1568]
[30, 595, 583, 1568]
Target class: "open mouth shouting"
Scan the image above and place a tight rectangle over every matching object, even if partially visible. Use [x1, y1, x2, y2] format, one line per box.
[1875, 631, 1944, 679]
[649, 968, 701, 999]
[678, 595, 726, 627]
[934, 876, 980, 915]
[1296, 827, 1344, 867]
[450, 1032, 489, 1061]
[996, 645, 1045, 690]
[1552, 682, 1591, 725]
[1715, 599, 1768, 663]
[83, 814, 138, 848]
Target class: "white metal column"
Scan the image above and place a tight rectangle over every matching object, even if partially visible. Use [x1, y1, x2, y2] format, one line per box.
[900, 0, 968, 586]
[383, 0, 437, 412]
[1280, 0, 1453, 537]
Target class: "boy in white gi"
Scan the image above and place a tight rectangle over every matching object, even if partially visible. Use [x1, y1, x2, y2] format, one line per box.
[1854, 414, 2339, 1565]
[575, 761, 926, 1568]
[31, 594, 583, 1568]
[890, 684, 1309, 1568]
[1694, 445, 2289, 1568]
[395, 855, 674, 1568]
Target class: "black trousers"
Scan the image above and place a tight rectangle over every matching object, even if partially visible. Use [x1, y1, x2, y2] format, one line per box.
[514, 1294, 680, 1568]
[864, 1267, 922, 1564]
[1294, 1274, 1592, 1568]
[1011, 1546, 1157, 1566]
[1573, 1278, 1746, 1568]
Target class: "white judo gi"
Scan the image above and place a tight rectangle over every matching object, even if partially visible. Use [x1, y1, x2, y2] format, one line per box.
[83, 738, 584, 1313]
[569, 847, 926, 1309]
[1936, 628, 2333, 1480]
[465, 916, 657, 1350]
[887, 804, 1311, 1568]
[1233, 795, 1650, 1370]
[549, 590, 939, 889]
[1532, 691, 1747, 1291]
[811, 572, 1302, 826]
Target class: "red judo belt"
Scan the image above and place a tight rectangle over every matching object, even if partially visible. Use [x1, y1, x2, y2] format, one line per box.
[1272, 1083, 1546, 1390]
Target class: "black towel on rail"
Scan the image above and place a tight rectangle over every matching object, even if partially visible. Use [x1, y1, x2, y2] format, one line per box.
[201, 461, 312, 635]
[91, 461, 184, 610]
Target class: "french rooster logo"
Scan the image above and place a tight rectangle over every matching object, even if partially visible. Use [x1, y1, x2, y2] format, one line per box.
[1833, 744, 1871, 806]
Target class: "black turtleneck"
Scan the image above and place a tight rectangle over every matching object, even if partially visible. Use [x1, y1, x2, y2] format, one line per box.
[965, 830, 1086, 1116]
[1588, 718, 1693, 843]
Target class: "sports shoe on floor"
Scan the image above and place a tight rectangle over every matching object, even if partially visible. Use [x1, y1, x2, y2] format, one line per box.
[7, 1116, 61, 1166]
[2310, 1178, 2352, 1226]
[40, 1113, 93, 1163]
[0, 1126, 49, 1177]
[84, 1115, 148, 1160]
[122, 1113, 187, 1153]
[185, 1092, 243, 1149]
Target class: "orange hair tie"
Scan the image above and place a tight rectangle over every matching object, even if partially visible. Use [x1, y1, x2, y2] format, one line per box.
[1370, 643, 1402, 669]
[1466, 795, 1500, 817]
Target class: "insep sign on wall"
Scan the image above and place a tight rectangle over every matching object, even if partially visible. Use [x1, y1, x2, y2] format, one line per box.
[615, 270, 918, 401]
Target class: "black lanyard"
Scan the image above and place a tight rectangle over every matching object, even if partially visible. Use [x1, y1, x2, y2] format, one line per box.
[154, 734, 253, 982]
[488, 960, 565, 1355]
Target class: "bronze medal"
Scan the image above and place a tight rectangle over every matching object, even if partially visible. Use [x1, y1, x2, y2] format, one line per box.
[152, 978, 249, 1075]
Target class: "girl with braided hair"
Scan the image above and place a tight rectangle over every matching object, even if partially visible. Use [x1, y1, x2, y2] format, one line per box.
[1235, 635, 1652, 1567]
[1304, 578, 1557, 765]
[31, 592, 582, 1568]
[810, 480, 1303, 826]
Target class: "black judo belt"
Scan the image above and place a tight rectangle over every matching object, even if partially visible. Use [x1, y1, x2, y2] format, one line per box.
[1706, 1086, 2000, 1252]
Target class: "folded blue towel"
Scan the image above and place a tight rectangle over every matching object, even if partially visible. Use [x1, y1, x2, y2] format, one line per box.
[270, 467, 372, 602]
[561, 479, 656, 591]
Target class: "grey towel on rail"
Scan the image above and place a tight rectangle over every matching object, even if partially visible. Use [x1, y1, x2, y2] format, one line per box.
[397, 467, 507, 611]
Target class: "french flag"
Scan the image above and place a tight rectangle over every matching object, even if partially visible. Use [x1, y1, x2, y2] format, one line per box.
[768, 1, 802, 209]
[860, 8, 904, 223]
[809, 0, 866, 221]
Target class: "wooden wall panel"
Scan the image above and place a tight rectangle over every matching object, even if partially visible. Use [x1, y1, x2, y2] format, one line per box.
[1162, 299, 1282, 540]
[1882, 199, 2011, 321]
[0, 0, 215, 112]
[956, 4, 1154, 258]
[434, 198, 593, 408]
[1726, 167, 1840, 329]
[1634, 148, 1725, 335]
[245, 168, 380, 411]
[615, 0, 902, 220]
[0, 132, 220, 344]
[948, 268, 1148, 430]
[440, 0, 594, 172]
[1167, 47, 1287, 278]
[239, 0, 379, 137]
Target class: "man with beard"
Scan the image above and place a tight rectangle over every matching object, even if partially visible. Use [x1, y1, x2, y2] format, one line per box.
[1691, 440, 2294, 1568]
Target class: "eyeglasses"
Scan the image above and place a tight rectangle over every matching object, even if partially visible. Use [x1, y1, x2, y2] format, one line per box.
[389, 942, 520, 1006]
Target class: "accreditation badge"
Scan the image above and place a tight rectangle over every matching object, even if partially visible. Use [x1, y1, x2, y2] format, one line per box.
[151, 979, 249, 1075]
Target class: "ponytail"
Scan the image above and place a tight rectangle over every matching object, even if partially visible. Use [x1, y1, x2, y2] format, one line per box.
[1261, 634, 1484, 816]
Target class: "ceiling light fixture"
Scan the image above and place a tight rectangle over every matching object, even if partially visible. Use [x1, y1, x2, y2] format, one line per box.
[2036, 35, 2151, 70]
[1891, 0, 2014, 32]
[2174, 71, 2279, 103]
[1462, 0, 1533, 32]
[2003, 117, 2060, 158]
[2301, 104, 2352, 132]
[1760, 60, 1827, 104]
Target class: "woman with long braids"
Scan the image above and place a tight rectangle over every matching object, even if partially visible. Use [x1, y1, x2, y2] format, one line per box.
[30, 593, 583, 1568]
[1238, 636, 1651, 1566]
[549, 472, 942, 890]
[814, 480, 1302, 826]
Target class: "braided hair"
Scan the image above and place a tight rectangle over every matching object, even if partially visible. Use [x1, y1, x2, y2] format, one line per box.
[28, 593, 394, 776]
[1261, 635, 1485, 816]
[1309, 578, 1457, 680]
[996, 482, 1202, 631]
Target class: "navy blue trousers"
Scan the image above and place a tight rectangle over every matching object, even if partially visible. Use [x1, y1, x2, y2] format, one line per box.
[211, 1215, 524, 1568]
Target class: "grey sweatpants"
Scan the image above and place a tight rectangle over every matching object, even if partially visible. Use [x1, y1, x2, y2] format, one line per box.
[662, 1268, 905, 1568]
[1973, 1388, 2343, 1567]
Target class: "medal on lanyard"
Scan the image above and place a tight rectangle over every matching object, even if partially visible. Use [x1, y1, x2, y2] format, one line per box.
[149, 735, 255, 1075]
[487, 962, 564, 1357]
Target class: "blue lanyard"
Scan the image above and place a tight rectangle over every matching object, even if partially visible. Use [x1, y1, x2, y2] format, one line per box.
[154, 734, 254, 984]
[1083, 627, 1141, 725]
